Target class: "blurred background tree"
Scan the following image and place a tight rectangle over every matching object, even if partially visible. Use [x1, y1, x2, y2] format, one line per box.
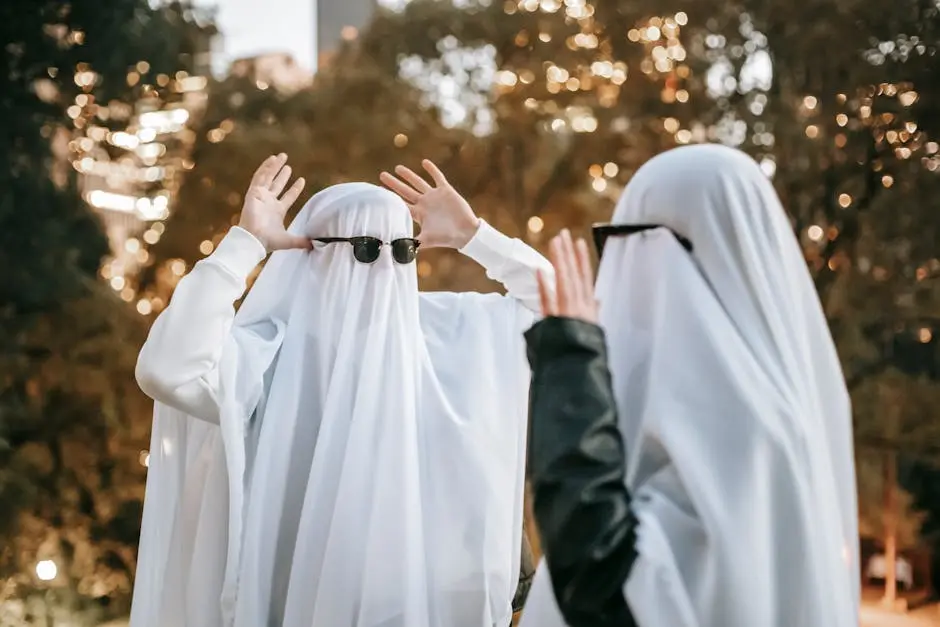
[701, 0, 940, 602]
[0, 0, 213, 622]
[136, 55, 466, 299]
[3, 0, 940, 620]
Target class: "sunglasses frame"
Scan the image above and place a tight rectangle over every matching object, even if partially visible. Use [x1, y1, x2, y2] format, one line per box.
[591, 223, 693, 257]
[314, 236, 421, 265]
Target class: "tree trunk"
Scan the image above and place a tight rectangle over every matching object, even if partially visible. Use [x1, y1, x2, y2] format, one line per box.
[883, 447, 898, 606]
[882, 389, 900, 608]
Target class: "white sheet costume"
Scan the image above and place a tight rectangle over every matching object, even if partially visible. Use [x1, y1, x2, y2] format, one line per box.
[520, 145, 859, 626]
[129, 183, 551, 627]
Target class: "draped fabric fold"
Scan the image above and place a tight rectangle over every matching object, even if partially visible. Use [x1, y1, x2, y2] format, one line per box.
[132, 183, 533, 627]
[521, 145, 858, 627]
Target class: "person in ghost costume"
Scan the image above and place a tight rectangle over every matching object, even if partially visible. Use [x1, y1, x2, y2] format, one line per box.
[130, 154, 552, 627]
[519, 145, 860, 627]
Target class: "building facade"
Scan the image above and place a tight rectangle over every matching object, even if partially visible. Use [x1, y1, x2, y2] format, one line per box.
[315, 0, 377, 69]
[231, 52, 313, 93]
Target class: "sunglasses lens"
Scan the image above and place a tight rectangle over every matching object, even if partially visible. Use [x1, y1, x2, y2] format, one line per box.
[351, 237, 382, 263]
[391, 239, 418, 264]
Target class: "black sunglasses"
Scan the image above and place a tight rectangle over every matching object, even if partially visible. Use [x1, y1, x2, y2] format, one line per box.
[591, 223, 693, 256]
[314, 236, 420, 265]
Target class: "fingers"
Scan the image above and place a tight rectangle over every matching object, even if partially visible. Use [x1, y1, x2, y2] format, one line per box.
[421, 159, 448, 187]
[270, 164, 292, 196]
[537, 270, 557, 317]
[575, 237, 595, 306]
[550, 234, 572, 316]
[250, 154, 279, 188]
[394, 165, 432, 193]
[549, 229, 593, 319]
[559, 230, 582, 315]
[257, 153, 287, 188]
[279, 177, 305, 210]
[379, 171, 421, 204]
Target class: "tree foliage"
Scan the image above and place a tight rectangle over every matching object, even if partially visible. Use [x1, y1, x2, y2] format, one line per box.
[0, 0, 208, 621]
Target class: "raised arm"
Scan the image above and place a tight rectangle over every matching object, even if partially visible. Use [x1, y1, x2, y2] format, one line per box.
[524, 231, 639, 627]
[458, 219, 552, 313]
[136, 154, 309, 422]
[524, 317, 638, 627]
[136, 228, 266, 422]
[379, 158, 553, 312]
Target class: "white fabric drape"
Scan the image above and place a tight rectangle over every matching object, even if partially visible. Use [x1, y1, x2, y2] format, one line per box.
[521, 145, 858, 627]
[131, 183, 535, 627]
[131, 404, 229, 626]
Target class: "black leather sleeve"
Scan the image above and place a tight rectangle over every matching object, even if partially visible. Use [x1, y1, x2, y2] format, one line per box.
[524, 317, 638, 627]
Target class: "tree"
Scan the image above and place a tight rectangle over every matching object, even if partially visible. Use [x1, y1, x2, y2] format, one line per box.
[136, 51, 470, 304]
[361, 1, 711, 245]
[0, 0, 212, 622]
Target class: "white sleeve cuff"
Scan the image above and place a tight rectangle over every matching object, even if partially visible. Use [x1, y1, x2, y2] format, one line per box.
[458, 219, 517, 270]
[210, 226, 267, 280]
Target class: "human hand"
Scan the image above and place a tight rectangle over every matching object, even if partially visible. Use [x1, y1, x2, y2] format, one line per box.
[537, 229, 598, 324]
[379, 159, 480, 249]
[238, 153, 310, 252]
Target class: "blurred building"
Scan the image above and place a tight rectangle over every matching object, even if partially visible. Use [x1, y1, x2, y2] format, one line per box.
[316, 0, 376, 69]
[231, 52, 313, 93]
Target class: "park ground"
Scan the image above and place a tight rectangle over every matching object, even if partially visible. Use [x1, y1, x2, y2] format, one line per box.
[862, 602, 940, 626]
[862, 585, 940, 627]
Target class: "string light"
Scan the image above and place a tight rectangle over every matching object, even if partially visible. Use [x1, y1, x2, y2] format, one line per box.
[64, 44, 210, 312]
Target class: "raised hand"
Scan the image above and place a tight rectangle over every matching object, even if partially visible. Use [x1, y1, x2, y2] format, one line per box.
[537, 229, 598, 324]
[238, 154, 310, 252]
[379, 159, 480, 249]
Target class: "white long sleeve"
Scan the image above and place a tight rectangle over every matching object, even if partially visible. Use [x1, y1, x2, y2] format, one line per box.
[136, 220, 552, 421]
[135, 226, 266, 423]
[458, 220, 554, 313]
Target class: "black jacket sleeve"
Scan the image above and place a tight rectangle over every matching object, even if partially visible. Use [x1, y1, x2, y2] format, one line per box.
[524, 316, 639, 627]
